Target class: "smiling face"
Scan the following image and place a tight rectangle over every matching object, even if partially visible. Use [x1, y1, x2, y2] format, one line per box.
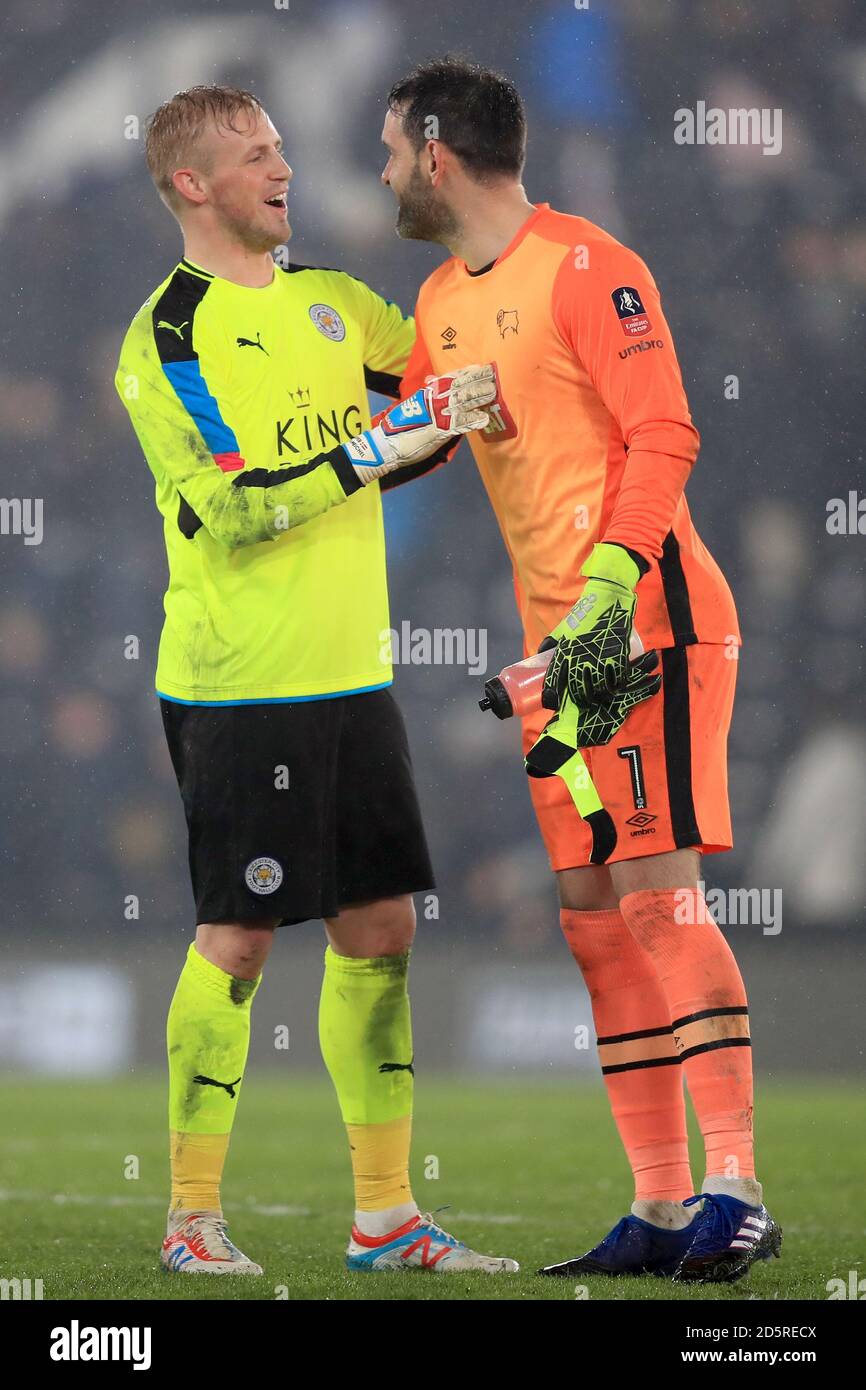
[184, 108, 292, 252]
[380, 107, 458, 244]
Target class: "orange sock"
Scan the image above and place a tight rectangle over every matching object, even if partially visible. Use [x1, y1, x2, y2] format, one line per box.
[561, 908, 692, 1202]
[618, 888, 755, 1180]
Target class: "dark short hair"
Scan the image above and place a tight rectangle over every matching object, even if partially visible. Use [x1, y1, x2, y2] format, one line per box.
[388, 55, 526, 181]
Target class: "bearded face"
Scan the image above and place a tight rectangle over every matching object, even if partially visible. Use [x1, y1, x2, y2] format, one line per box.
[393, 155, 459, 244]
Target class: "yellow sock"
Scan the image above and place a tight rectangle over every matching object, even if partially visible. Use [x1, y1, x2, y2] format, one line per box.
[169, 1130, 231, 1214]
[166, 942, 261, 1217]
[346, 1115, 413, 1211]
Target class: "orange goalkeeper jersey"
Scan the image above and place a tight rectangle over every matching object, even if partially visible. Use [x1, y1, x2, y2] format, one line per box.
[390, 203, 740, 656]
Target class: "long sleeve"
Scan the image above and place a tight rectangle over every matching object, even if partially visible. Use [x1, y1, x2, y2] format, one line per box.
[552, 240, 699, 564]
[115, 316, 362, 550]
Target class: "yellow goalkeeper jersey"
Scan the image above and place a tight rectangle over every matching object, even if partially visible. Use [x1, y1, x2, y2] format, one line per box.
[115, 256, 414, 703]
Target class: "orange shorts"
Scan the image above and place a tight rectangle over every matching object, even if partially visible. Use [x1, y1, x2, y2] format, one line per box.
[522, 643, 738, 870]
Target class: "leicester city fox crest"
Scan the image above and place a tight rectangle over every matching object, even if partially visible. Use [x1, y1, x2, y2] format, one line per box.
[244, 856, 284, 894]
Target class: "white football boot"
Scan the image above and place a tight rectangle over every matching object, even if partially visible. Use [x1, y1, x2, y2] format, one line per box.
[346, 1211, 519, 1273]
[161, 1209, 263, 1275]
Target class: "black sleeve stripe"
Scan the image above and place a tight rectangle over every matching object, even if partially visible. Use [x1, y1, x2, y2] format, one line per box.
[364, 365, 402, 399]
[152, 266, 213, 365]
[231, 445, 363, 498]
[232, 458, 328, 487]
[327, 445, 364, 496]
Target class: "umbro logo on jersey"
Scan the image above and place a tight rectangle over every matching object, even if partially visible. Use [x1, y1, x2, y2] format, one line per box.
[626, 812, 657, 828]
[441, 326, 457, 350]
[157, 319, 188, 339]
[620, 339, 664, 360]
[611, 286, 652, 337]
[496, 309, 519, 337]
[237, 331, 269, 355]
[193, 1074, 242, 1098]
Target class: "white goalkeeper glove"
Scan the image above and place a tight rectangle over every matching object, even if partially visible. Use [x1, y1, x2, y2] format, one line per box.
[341, 364, 497, 484]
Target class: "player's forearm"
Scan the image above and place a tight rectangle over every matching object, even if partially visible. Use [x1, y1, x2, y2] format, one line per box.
[378, 438, 460, 491]
[177, 365, 495, 548]
[602, 422, 698, 563]
[191, 446, 363, 548]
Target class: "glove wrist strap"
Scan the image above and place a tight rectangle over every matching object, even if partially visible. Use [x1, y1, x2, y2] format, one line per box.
[580, 541, 642, 591]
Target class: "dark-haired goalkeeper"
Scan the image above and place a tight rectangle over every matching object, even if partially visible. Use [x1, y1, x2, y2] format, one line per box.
[379, 57, 781, 1286]
[115, 84, 518, 1276]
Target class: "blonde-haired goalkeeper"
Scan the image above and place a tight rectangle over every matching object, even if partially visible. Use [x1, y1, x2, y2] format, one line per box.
[115, 83, 517, 1276]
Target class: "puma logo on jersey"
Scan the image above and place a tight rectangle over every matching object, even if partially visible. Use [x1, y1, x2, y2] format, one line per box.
[237, 331, 269, 355]
[157, 320, 189, 339]
[193, 1073, 242, 1098]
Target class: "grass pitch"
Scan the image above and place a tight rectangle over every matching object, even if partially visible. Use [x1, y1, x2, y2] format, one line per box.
[1, 1074, 862, 1301]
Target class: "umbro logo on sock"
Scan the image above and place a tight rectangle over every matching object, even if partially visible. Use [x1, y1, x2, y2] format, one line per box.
[193, 1074, 242, 1098]
[378, 1058, 414, 1076]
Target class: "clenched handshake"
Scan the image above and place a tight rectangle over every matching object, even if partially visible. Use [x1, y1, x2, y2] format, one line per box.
[341, 363, 499, 484]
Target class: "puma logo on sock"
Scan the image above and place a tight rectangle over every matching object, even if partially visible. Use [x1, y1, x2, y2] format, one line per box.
[193, 1074, 242, 1098]
[378, 1058, 414, 1076]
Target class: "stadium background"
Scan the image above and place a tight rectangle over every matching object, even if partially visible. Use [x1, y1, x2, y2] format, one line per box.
[1, 0, 864, 1091]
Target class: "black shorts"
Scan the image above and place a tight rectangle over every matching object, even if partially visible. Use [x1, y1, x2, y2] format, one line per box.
[160, 688, 434, 926]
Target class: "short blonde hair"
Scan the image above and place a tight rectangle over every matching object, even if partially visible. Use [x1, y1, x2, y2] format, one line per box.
[144, 85, 264, 215]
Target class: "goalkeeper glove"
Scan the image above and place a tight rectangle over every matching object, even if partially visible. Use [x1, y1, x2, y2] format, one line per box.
[341, 364, 496, 484]
[525, 653, 661, 865]
[541, 542, 646, 710]
[529, 650, 661, 769]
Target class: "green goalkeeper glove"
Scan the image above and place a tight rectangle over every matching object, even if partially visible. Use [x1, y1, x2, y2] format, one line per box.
[526, 651, 661, 864]
[530, 650, 661, 762]
[541, 542, 645, 710]
[341, 364, 496, 483]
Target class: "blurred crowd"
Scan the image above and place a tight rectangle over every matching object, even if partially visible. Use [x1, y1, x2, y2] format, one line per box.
[1, 0, 863, 947]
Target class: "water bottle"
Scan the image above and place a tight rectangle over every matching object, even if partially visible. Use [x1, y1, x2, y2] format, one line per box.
[479, 631, 645, 719]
